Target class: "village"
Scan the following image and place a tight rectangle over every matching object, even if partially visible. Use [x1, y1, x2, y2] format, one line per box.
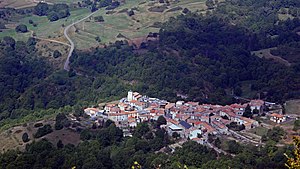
[81, 91, 290, 148]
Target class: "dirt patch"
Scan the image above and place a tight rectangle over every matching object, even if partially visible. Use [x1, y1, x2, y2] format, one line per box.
[35, 40, 69, 70]
[251, 47, 291, 66]
[0, 119, 81, 152]
[44, 128, 81, 146]
[285, 99, 300, 115]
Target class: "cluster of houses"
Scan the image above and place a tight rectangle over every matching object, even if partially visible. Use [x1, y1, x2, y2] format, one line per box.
[83, 91, 286, 144]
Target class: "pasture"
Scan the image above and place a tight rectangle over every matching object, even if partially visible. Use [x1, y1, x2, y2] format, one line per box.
[70, 0, 207, 49]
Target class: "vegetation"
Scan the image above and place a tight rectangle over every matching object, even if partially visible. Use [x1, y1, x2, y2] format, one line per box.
[285, 136, 300, 169]
[262, 127, 285, 142]
[0, 121, 291, 168]
[34, 124, 53, 138]
[22, 132, 30, 143]
[15, 24, 28, 33]
[34, 3, 70, 21]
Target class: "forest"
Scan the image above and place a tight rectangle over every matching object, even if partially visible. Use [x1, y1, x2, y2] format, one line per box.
[0, 121, 292, 168]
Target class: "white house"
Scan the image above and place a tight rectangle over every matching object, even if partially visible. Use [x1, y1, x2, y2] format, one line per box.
[270, 113, 286, 123]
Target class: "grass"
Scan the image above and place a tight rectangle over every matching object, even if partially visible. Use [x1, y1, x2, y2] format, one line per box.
[285, 99, 300, 115]
[248, 126, 268, 136]
[1, 0, 208, 49]
[0, 0, 81, 9]
[0, 8, 90, 41]
[70, 0, 207, 49]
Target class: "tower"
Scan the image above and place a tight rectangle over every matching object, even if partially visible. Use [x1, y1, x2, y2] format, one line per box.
[127, 90, 133, 101]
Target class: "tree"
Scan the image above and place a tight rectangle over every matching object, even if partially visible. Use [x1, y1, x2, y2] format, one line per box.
[243, 104, 253, 118]
[22, 133, 30, 143]
[156, 116, 167, 127]
[172, 132, 180, 139]
[48, 12, 59, 22]
[34, 124, 53, 138]
[15, 24, 28, 33]
[293, 120, 300, 131]
[94, 16, 104, 22]
[2, 36, 16, 48]
[0, 22, 6, 29]
[57, 140, 64, 149]
[285, 136, 300, 169]
[53, 50, 62, 58]
[34, 2, 49, 16]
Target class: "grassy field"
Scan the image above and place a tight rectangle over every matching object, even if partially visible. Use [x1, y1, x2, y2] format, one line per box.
[0, 8, 90, 41]
[0, 0, 80, 9]
[285, 99, 300, 115]
[248, 126, 268, 136]
[0, 0, 208, 49]
[70, 0, 207, 49]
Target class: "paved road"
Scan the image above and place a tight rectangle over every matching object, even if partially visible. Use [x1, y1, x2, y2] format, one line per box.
[63, 11, 97, 71]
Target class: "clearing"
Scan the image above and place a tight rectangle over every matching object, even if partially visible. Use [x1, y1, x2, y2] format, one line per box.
[0, 119, 80, 153]
[70, 0, 208, 49]
[285, 99, 300, 115]
[251, 47, 291, 66]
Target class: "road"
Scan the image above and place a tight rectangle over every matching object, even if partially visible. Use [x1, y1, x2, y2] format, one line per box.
[63, 11, 97, 71]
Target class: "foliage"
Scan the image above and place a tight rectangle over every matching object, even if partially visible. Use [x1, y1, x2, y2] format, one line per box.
[285, 136, 300, 169]
[293, 120, 300, 131]
[156, 115, 166, 127]
[243, 104, 253, 118]
[262, 126, 285, 142]
[226, 122, 245, 131]
[22, 132, 30, 143]
[94, 15, 104, 22]
[15, 24, 28, 33]
[53, 50, 62, 58]
[34, 124, 53, 138]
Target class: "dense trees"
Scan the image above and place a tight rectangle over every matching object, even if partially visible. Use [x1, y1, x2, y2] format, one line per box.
[33, 2, 70, 21]
[34, 124, 53, 138]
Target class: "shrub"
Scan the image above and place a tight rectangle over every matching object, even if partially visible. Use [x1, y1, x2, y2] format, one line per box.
[22, 133, 30, 142]
[15, 24, 28, 33]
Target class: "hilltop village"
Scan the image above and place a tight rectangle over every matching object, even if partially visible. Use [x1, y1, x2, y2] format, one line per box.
[83, 91, 286, 146]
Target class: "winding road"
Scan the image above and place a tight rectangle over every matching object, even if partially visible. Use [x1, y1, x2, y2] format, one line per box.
[63, 11, 97, 71]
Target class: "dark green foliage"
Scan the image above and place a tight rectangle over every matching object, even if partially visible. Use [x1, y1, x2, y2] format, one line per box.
[127, 9, 134, 16]
[226, 122, 245, 131]
[156, 115, 166, 127]
[134, 122, 150, 138]
[94, 15, 104, 22]
[95, 36, 101, 42]
[53, 50, 62, 58]
[47, 12, 59, 22]
[55, 113, 69, 130]
[34, 124, 53, 138]
[34, 3, 49, 16]
[293, 120, 300, 131]
[22, 132, 30, 143]
[34, 2, 69, 21]
[57, 140, 64, 149]
[243, 105, 253, 118]
[262, 127, 285, 142]
[0, 22, 6, 29]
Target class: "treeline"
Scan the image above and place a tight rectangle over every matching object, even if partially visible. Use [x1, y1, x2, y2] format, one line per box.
[0, 122, 291, 168]
[34, 3, 70, 21]
[70, 13, 300, 104]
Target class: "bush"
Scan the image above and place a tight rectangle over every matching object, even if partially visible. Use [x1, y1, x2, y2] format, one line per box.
[15, 24, 28, 33]
[34, 124, 53, 138]
[22, 133, 30, 142]
[94, 16, 104, 22]
[48, 12, 59, 22]
[53, 50, 62, 58]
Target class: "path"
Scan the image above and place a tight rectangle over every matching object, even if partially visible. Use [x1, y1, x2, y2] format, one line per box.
[63, 11, 97, 71]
